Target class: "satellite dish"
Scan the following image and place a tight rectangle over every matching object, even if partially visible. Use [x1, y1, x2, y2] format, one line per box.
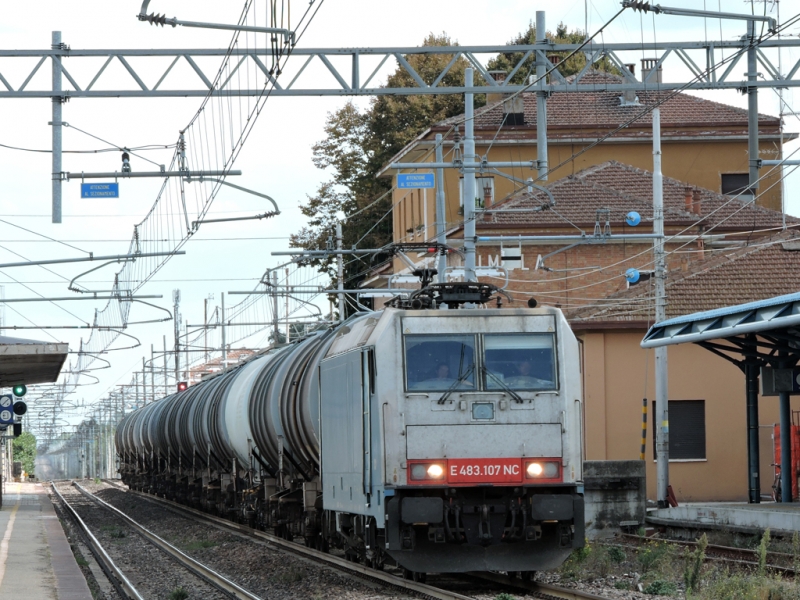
[625, 268, 640, 283]
[626, 211, 641, 227]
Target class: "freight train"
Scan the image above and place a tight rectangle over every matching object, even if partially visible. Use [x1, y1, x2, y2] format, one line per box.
[116, 283, 584, 578]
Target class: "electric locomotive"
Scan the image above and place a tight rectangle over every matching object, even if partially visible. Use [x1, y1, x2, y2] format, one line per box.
[116, 283, 584, 576]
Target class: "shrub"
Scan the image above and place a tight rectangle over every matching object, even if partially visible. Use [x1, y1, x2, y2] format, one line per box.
[608, 546, 627, 564]
[684, 533, 707, 594]
[168, 588, 189, 600]
[757, 528, 771, 577]
[644, 579, 677, 595]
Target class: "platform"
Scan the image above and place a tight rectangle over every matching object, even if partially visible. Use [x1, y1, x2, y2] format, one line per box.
[647, 502, 800, 537]
[0, 482, 91, 600]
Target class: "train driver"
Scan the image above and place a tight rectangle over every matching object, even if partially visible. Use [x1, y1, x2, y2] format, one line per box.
[506, 359, 549, 388]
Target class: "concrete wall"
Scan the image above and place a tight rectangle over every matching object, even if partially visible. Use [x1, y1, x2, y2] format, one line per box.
[584, 460, 646, 539]
[577, 329, 800, 502]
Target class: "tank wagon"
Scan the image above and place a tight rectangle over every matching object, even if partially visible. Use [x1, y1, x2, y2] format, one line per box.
[116, 286, 584, 576]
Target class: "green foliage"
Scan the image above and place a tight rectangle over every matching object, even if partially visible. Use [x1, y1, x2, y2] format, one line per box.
[637, 541, 670, 573]
[684, 533, 707, 595]
[12, 431, 36, 476]
[494, 594, 516, 600]
[792, 531, 799, 575]
[644, 579, 677, 596]
[291, 33, 474, 304]
[614, 580, 632, 590]
[608, 546, 626, 564]
[757, 528, 771, 577]
[168, 587, 189, 600]
[697, 568, 800, 600]
[486, 21, 620, 84]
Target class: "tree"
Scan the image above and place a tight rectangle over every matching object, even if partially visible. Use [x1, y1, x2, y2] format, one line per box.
[12, 431, 36, 477]
[290, 34, 475, 304]
[487, 22, 620, 82]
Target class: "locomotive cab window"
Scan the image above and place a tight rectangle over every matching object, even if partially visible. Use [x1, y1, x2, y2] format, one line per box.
[483, 334, 557, 391]
[405, 334, 476, 391]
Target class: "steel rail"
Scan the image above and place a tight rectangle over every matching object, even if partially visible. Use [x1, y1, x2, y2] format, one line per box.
[105, 480, 613, 600]
[50, 482, 145, 600]
[109, 483, 476, 600]
[72, 482, 263, 600]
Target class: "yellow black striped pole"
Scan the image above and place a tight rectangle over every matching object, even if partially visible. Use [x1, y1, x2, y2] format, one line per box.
[640, 398, 648, 460]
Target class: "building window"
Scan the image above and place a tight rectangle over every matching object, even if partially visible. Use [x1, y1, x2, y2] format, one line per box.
[721, 173, 753, 197]
[652, 400, 706, 460]
[459, 176, 495, 210]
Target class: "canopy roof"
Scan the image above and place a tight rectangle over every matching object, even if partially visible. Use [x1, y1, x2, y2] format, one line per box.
[0, 335, 69, 386]
[641, 292, 800, 357]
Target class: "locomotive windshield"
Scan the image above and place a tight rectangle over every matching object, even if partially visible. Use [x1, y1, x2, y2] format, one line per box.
[483, 334, 557, 391]
[405, 335, 476, 391]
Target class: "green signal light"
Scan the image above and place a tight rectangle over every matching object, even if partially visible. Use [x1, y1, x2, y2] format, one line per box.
[12, 385, 26, 397]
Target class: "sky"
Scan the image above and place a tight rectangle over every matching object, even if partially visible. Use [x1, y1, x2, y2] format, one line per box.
[0, 0, 798, 434]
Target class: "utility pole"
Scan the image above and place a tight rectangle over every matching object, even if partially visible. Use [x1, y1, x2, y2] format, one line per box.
[162, 335, 168, 396]
[272, 270, 280, 343]
[204, 296, 210, 363]
[336, 223, 345, 320]
[221, 292, 227, 367]
[285, 267, 290, 342]
[150, 344, 155, 402]
[173, 289, 181, 383]
[435, 133, 447, 283]
[653, 108, 670, 508]
[535, 11, 548, 182]
[463, 67, 477, 283]
[51, 31, 64, 224]
[747, 19, 760, 195]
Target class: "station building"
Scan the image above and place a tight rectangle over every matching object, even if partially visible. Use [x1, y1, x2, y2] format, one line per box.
[569, 233, 800, 502]
[378, 70, 793, 280]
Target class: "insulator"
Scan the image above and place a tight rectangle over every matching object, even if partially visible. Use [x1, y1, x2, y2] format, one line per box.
[626, 1, 653, 13]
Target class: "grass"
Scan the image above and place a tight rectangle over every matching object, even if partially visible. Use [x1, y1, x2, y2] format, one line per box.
[275, 567, 305, 584]
[75, 555, 89, 567]
[494, 594, 516, 600]
[556, 529, 800, 599]
[168, 587, 189, 600]
[100, 525, 126, 539]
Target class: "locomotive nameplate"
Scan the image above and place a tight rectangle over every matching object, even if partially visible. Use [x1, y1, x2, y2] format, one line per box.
[447, 458, 523, 484]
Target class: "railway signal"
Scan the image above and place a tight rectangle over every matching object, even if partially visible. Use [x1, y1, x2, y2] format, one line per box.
[177, 382, 188, 392]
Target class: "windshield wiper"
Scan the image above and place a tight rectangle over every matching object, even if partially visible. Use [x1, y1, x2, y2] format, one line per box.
[437, 363, 475, 405]
[482, 366, 524, 404]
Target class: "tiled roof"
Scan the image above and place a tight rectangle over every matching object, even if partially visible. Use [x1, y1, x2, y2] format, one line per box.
[439, 70, 781, 138]
[479, 161, 797, 230]
[567, 231, 800, 324]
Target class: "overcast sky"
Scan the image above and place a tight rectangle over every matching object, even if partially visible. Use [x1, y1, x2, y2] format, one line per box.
[1, 0, 797, 430]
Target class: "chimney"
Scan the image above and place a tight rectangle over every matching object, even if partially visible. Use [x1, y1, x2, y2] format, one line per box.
[487, 70, 507, 105]
[625, 63, 636, 76]
[641, 58, 663, 83]
[482, 179, 493, 208]
[692, 189, 702, 215]
[548, 55, 561, 66]
[684, 187, 693, 213]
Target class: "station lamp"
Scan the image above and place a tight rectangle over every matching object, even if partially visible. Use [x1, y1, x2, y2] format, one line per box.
[177, 382, 188, 392]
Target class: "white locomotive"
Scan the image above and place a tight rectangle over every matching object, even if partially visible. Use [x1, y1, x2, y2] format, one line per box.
[116, 284, 584, 577]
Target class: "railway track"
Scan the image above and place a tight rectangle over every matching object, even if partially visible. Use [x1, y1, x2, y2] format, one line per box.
[100, 478, 611, 600]
[52, 481, 260, 600]
[612, 533, 797, 577]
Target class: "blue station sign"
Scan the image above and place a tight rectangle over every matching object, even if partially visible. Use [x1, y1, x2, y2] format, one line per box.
[81, 183, 119, 198]
[397, 173, 434, 189]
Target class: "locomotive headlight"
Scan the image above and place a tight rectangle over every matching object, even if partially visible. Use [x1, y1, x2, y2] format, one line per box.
[409, 462, 446, 481]
[527, 462, 544, 477]
[427, 464, 444, 478]
[525, 460, 560, 480]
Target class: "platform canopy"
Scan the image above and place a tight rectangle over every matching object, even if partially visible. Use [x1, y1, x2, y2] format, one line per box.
[641, 292, 800, 504]
[641, 291, 800, 354]
[0, 335, 69, 386]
